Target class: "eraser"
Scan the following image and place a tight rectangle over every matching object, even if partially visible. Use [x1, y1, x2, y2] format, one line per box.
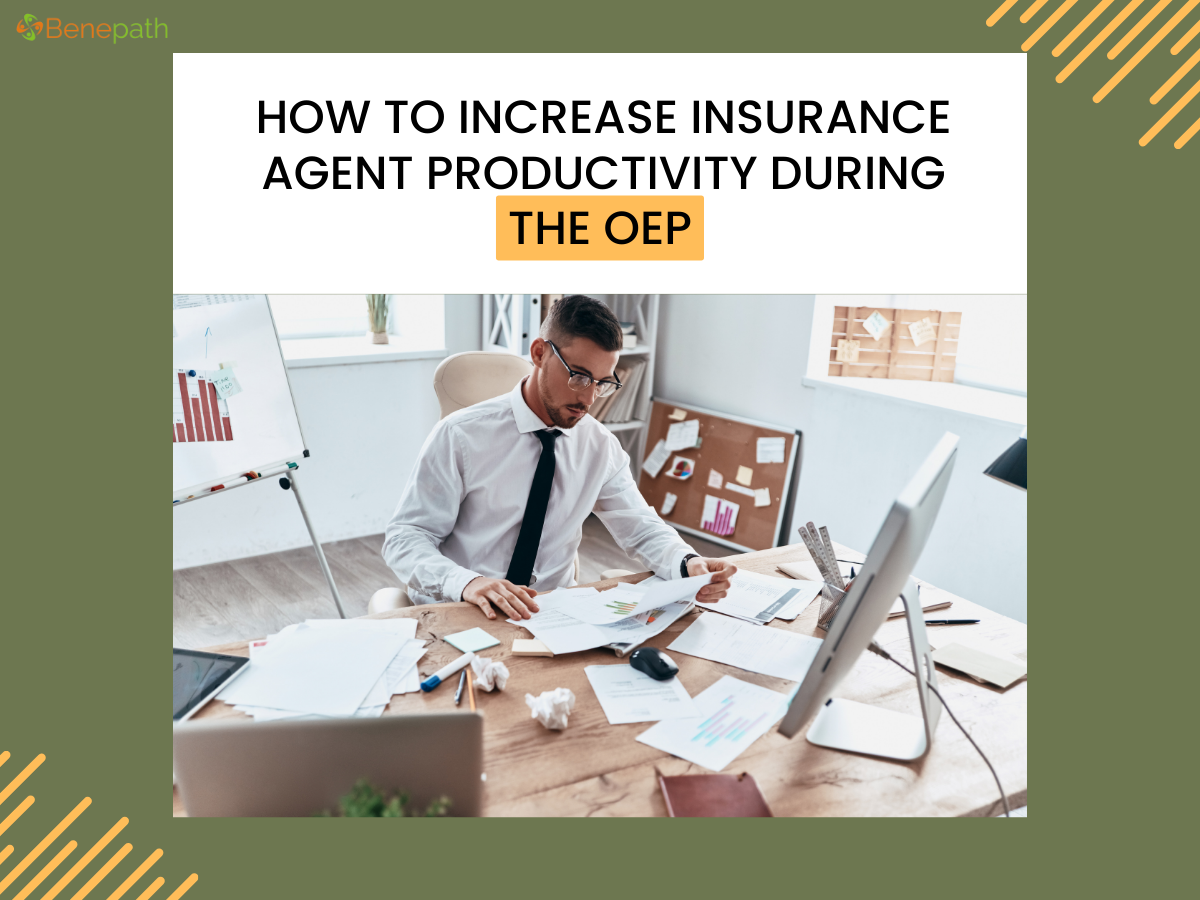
[512, 639, 554, 657]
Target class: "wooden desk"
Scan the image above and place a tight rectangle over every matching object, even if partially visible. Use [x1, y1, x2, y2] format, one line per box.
[178, 542, 1027, 817]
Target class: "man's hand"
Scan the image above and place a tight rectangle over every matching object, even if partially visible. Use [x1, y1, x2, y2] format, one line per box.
[687, 557, 737, 602]
[462, 576, 540, 621]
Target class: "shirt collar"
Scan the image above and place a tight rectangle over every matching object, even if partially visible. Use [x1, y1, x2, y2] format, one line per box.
[510, 377, 574, 438]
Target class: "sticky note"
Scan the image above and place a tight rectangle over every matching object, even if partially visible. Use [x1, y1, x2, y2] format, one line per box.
[908, 317, 937, 347]
[668, 408, 687, 421]
[835, 339, 860, 363]
[863, 310, 890, 341]
[444, 628, 500, 653]
[512, 639, 554, 657]
[707, 469, 724, 489]
[208, 367, 242, 399]
[661, 492, 678, 515]
[736, 466, 753, 486]
[754, 488, 771, 508]
[757, 437, 785, 464]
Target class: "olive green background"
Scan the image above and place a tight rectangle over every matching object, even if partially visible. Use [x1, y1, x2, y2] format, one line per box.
[3, 0, 1192, 896]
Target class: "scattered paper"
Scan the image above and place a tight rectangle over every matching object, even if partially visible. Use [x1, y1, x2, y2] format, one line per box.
[668, 408, 688, 421]
[863, 310, 890, 341]
[636, 676, 788, 772]
[701, 495, 739, 537]
[585, 665, 699, 725]
[754, 488, 771, 508]
[558, 574, 712, 624]
[736, 466, 754, 486]
[661, 492, 677, 515]
[444, 627, 500, 653]
[208, 367, 243, 400]
[666, 456, 694, 480]
[756, 437, 786, 464]
[642, 439, 670, 478]
[835, 339, 860, 363]
[668, 613, 822, 682]
[909, 316, 937, 347]
[697, 570, 804, 624]
[666, 418, 700, 451]
[707, 469, 724, 489]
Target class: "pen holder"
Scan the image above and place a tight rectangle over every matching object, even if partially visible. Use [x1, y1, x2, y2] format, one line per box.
[816, 583, 847, 632]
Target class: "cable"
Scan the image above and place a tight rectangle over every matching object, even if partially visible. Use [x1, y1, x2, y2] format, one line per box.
[868, 641, 1011, 817]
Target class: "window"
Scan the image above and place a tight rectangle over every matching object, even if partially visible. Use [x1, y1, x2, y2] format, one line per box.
[268, 294, 445, 344]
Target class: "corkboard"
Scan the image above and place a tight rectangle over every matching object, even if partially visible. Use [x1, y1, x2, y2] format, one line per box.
[830, 307, 961, 381]
[638, 400, 799, 552]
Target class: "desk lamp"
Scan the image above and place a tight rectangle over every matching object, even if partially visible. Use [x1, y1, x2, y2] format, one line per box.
[984, 428, 1027, 491]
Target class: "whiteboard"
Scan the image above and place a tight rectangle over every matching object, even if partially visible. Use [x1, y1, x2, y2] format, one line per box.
[172, 295, 307, 500]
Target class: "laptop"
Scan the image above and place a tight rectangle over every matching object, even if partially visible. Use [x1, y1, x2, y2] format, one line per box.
[173, 712, 484, 817]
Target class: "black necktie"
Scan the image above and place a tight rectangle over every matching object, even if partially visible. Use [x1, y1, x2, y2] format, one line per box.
[505, 429, 560, 587]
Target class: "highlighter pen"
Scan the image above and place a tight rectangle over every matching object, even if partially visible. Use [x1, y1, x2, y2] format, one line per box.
[420, 652, 475, 692]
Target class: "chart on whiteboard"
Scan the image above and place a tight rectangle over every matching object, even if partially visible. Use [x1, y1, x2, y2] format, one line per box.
[173, 369, 234, 443]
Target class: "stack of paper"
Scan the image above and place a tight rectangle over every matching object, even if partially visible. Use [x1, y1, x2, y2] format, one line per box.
[219, 618, 426, 722]
[697, 570, 823, 624]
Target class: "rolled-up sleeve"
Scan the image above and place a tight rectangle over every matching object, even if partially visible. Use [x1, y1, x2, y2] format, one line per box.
[382, 421, 482, 603]
[592, 441, 696, 580]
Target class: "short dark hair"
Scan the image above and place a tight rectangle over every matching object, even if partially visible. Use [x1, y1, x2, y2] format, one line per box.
[540, 295, 623, 353]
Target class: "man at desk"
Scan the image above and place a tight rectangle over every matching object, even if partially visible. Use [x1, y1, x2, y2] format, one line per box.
[384, 295, 735, 622]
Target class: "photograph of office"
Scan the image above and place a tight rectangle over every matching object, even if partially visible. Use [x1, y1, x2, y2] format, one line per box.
[172, 293, 1027, 817]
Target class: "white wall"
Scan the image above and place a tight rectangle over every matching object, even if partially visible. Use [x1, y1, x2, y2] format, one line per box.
[172, 296, 480, 569]
[656, 295, 1027, 622]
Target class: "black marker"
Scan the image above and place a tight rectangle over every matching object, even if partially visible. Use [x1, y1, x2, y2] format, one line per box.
[923, 619, 981, 625]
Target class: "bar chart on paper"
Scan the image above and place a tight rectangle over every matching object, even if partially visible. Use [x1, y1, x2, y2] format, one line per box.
[174, 369, 234, 443]
[636, 675, 787, 771]
[701, 495, 739, 537]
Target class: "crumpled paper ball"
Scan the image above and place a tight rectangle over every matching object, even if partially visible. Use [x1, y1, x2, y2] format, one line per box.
[525, 688, 576, 730]
[471, 655, 509, 692]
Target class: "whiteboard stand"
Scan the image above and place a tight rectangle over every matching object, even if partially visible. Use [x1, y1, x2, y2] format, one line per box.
[279, 469, 346, 619]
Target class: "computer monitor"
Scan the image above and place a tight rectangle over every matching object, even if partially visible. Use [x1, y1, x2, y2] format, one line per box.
[777, 432, 959, 760]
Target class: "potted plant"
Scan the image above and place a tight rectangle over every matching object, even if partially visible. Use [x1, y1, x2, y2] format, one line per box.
[367, 294, 389, 344]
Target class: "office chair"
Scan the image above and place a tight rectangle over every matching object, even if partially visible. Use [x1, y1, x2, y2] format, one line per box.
[370, 352, 582, 612]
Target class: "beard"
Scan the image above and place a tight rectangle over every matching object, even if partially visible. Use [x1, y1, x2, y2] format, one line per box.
[538, 381, 588, 429]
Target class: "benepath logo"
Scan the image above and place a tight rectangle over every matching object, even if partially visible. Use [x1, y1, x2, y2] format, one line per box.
[15, 15, 168, 43]
[16, 14, 42, 40]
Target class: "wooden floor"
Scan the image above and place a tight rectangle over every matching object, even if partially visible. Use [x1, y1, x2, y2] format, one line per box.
[173, 516, 728, 649]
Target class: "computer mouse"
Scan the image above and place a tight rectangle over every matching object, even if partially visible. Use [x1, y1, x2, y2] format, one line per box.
[629, 647, 679, 681]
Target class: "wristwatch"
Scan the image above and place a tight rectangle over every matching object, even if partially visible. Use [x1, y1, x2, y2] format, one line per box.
[680, 553, 700, 579]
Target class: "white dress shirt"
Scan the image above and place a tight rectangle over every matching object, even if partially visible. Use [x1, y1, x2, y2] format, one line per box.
[383, 378, 696, 605]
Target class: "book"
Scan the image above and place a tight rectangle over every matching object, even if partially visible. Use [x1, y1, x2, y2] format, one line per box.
[657, 772, 773, 817]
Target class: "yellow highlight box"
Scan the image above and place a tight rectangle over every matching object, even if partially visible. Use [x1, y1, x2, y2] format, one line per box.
[496, 196, 703, 260]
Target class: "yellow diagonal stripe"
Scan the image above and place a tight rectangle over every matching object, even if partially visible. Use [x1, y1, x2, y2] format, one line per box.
[989, 0, 1023, 25]
[0, 753, 9, 770]
[1140, 76, 1200, 143]
[41, 818, 128, 900]
[0, 797, 34, 837]
[1024, 0, 1081, 49]
[0, 848, 12, 865]
[0, 756, 45, 808]
[1153, 45, 1200, 101]
[1054, 0, 1117, 55]
[1097, 0, 1200, 100]
[1109, 0, 1170, 58]
[162, 875, 197, 900]
[0, 797, 90, 893]
[1175, 112, 1200, 145]
[13, 840, 75, 900]
[1172, 17, 1200, 52]
[132, 879, 164, 900]
[1022, 0, 1052, 21]
[1059, 0, 1144, 80]
[67, 843, 130, 900]
[104, 849, 162, 900]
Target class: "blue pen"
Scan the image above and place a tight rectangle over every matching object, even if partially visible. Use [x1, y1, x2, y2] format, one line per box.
[420, 652, 475, 692]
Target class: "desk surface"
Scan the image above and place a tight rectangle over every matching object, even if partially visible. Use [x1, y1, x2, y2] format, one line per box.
[178, 541, 1027, 817]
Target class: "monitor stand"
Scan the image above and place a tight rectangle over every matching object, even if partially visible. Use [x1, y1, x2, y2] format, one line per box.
[805, 576, 942, 761]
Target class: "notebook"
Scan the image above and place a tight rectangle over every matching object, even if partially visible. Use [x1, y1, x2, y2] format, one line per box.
[657, 772, 773, 817]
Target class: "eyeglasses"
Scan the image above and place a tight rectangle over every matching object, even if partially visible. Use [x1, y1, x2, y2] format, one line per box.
[545, 341, 623, 398]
